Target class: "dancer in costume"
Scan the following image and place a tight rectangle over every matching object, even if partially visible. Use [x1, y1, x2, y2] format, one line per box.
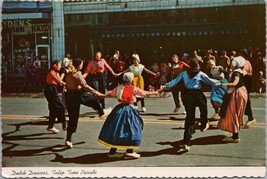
[160, 58, 221, 151]
[64, 58, 111, 149]
[167, 54, 190, 113]
[120, 54, 157, 112]
[218, 56, 248, 143]
[44, 60, 67, 134]
[83, 51, 119, 109]
[207, 60, 228, 120]
[98, 72, 158, 159]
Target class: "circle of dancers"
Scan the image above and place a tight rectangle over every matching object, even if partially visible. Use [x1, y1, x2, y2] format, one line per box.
[44, 49, 257, 159]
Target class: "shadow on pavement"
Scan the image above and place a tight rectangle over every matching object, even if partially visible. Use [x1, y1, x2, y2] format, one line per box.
[79, 111, 98, 118]
[2, 142, 68, 158]
[141, 113, 186, 116]
[2, 120, 72, 159]
[156, 135, 226, 147]
[49, 136, 227, 165]
[51, 140, 188, 165]
[3, 132, 64, 141]
[191, 135, 226, 145]
[7, 120, 48, 132]
[51, 152, 124, 164]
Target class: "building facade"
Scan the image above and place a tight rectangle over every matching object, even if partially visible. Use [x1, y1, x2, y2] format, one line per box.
[2, 1, 54, 73]
[1, 0, 265, 72]
[63, 0, 265, 63]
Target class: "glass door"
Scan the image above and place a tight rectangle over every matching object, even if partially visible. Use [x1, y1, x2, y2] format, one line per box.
[36, 44, 50, 70]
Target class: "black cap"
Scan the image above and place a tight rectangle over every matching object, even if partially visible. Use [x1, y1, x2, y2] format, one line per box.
[189, 58, 200, 72]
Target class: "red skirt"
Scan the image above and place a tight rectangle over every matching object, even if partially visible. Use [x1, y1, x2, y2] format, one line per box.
[218, 86, 248, 133]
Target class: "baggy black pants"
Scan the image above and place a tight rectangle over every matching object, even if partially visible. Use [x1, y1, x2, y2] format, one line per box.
[244, 75, 254, 119]
[183, 90, 208, 145]
[44, 85, 66, 128]
[65, 90, 103, 133]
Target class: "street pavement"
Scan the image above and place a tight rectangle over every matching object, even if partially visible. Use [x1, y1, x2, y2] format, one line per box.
[1, 92, 266, 178]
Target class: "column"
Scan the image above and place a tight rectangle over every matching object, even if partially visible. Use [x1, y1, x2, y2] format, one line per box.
[51, 1, 65, 61]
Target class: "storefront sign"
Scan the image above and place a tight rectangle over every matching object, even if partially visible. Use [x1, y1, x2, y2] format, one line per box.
[32, 24, 50, 33]
[2, 20, 50, 33]
[2, 20, 31, 29]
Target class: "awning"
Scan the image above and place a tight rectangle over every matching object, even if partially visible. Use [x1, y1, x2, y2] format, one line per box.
[2, 13, 50, 20]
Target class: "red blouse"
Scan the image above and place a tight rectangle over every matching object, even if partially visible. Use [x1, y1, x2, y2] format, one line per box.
[46, 70, 62, 85]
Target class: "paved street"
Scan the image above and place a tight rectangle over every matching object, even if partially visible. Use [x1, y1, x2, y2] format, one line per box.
[1, 93, 266, 178]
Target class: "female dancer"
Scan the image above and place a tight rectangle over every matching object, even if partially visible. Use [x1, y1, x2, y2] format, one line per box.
[218, 56, 248, 143]
[64, 58, 111, 149]
[167, 54, 190, 113]
[98, 72, 158, 159]
[207, 60, 228, 120]
[44, 60, 67, 134]
[120, 54, 156, 112]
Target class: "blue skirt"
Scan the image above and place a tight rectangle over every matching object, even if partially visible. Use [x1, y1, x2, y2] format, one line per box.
[98, 103, 143, 150]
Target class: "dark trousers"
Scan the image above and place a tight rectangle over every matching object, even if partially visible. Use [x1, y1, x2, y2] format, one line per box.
[80, 92, 104, 116]
[87, 73, 106, 109]
[183, 90, 208, 145]
[65, 91, 81, 134]
[48, 109, 66, 128]
[244, 75, 254, 120]
[65, 90, 104, 141]
[44, 85, 66, 128]
[172, 87, 181, 108]
[171, 81, 185, 108]
[134, 97, 145, 108]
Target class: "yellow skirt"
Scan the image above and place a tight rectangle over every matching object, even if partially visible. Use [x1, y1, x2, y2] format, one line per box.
[133, 76, 144, 90]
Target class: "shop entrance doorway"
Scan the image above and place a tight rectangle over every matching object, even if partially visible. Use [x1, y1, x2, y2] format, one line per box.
[36, 44, 50, 70]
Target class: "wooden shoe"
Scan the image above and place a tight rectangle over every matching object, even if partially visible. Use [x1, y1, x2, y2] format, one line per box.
[47, 127, 60, 134]
[201, 123, 209, 132]
[100, 107, 112, 119]
[123, 152, 140, 159]
[65, 141, 73, 149]
[223, 136, 240, 143]
[211, 113, 220, 120]
[244, 119, 256, 129]
[180, 144, 190, 152]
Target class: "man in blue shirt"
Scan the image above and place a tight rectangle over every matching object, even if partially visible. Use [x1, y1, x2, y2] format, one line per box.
[161, 58, 221, 151]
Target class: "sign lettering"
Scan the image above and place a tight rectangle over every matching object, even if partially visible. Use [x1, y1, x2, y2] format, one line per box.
[2, 20, 31, 29]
